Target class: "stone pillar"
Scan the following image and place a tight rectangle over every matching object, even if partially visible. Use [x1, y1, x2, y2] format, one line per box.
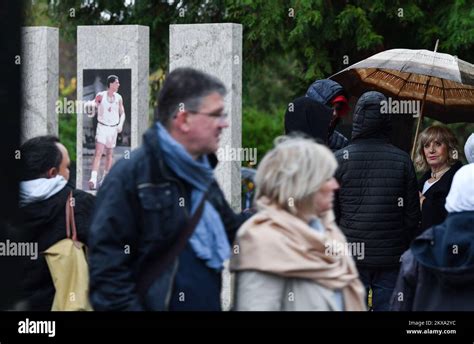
[77, 25, 149, 191]
[169, 23, 243, 212]
[21, 27, 59, 142]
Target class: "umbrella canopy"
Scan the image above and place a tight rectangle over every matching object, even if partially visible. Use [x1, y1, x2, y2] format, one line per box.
[331, 49, 474, 123]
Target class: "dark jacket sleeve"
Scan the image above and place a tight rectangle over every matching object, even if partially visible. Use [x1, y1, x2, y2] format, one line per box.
[328, 130, 349, 152]
[207, 181, 252, 244]
[333, 154, 344, 223]
[88, 175, 144, 311]
[334, 189, 341, 224]
[72, 190, 95, 245]
[404, 160, 422, 241]
[390, 250, 417, 311]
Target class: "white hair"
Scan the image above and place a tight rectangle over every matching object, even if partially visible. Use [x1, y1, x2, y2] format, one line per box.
[255, 135, 338, 215]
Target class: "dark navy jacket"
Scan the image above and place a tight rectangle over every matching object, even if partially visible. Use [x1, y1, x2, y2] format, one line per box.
[88, 126, 248, 311]
[306, 79, 349, 151]
[391, 211, 474, 311]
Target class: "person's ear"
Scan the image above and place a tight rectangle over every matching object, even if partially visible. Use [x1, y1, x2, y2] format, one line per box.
[46, 167, 58, 179]
[174, 111, 191, 132]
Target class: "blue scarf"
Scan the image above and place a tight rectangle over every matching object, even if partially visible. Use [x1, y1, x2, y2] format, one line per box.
[156, 122, 230, 270]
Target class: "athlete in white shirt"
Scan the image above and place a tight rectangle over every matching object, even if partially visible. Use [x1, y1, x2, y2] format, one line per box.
[87, 75, 125, 190]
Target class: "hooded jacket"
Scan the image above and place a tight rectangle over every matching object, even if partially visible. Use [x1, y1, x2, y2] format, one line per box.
[391, 164, 474, 311]
[17, 186, 95, 310]
[334, 91, 421, 268]
[306, 79, 349, 151]
[465, 133, 474, 164]
[390, 211, 474, 311]
[284, 96, 331, 143]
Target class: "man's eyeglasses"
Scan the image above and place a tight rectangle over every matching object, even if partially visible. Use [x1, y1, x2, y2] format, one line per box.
[187, 110, 228, 121]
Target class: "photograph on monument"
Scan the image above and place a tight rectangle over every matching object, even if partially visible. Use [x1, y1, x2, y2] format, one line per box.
[82, 69, 131, 191]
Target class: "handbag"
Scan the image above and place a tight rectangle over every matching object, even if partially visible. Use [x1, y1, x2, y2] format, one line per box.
[44, 191, 93, 311]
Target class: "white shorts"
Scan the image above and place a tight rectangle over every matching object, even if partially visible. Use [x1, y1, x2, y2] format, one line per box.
[95, 123, 118, 149]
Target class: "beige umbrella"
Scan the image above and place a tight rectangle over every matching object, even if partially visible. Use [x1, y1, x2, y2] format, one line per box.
[330, 44, 474, 158]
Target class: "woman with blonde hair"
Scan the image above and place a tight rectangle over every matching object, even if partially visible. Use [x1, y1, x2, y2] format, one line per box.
[415, 125, 463, 232]
[229, 136, 366, 311]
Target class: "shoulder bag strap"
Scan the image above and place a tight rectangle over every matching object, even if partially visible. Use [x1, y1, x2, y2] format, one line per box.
[136, 193, 207, 302]
[65, 191, 78, 241]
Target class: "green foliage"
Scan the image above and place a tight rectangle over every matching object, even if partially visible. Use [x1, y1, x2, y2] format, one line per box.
[242, 106, 285, 166]
[243, 53, 306, 113]
[435, 0, 474, 55]
[59, 113, 77, 162]
[57, 77, 77, 161]
[24, 0, 474, 162]
[24, 0, 54, 27]
[335, 5, 384, 50]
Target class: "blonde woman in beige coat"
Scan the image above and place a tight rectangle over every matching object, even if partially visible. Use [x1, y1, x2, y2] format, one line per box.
[230, 136, 366, 311]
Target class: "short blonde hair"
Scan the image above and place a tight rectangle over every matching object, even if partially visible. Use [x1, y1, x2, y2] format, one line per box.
[414, 125, 459, 172]
[255, 135, 338, 215]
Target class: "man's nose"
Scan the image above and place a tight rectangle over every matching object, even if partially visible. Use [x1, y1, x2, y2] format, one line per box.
[220, 118, 230, 128]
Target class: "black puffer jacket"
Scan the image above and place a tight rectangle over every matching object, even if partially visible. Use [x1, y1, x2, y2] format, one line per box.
[328, 130, 349, 151]
[334, 91, 421, 268]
